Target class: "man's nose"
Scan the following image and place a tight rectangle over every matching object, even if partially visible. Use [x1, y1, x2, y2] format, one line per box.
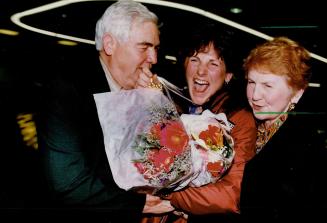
[147, 48, 157, 64]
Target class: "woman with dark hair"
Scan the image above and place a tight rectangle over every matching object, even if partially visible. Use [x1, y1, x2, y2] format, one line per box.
[140, 24, 257, 223]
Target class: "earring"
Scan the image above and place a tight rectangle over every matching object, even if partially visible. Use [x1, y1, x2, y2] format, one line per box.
[287, 103, 296, 112]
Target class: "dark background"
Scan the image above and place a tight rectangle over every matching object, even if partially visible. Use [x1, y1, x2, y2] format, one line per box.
[1, 0, 326, 216]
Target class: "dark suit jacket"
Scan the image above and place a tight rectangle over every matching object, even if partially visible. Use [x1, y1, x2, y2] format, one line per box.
[239, 100, 327, 223]
[36, 50, 146, 221]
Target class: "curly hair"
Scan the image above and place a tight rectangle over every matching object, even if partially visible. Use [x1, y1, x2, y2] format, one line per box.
[243, 37, 311, 90]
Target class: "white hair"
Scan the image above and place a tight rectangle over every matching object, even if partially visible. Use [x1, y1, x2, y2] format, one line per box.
[95, 0, 158, 51]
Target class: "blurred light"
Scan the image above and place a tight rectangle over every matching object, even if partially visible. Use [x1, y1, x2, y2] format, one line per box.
[309, 83, 321, 88]
[0, 29, 19, 36]
[9, 0, 327, 64]
[10, 0, 95, 45]
[16, 113, 38, 150]
[165, 55, 177, 61]
[230, 7, 243, 14]
[58, 39, 78, 46]
[9, 0, 273, 45]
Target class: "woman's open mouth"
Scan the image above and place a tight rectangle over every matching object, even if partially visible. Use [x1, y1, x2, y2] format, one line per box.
[193, 78, 209, 93]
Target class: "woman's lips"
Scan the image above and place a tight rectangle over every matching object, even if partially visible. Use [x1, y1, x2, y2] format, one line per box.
[252, 103, 264, 111]
[193, 78, 209, 93]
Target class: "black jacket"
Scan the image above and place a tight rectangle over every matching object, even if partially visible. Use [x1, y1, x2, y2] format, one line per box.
[240, 102, 327, 223]
[36, 51, 146, 222]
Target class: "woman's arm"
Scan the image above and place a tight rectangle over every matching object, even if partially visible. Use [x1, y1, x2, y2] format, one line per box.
[169, 109, 256, 214]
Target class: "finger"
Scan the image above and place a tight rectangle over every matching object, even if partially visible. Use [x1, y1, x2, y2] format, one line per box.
[136, 72, 151, 88]
[136, 79, 149, 88]
[139, 71, 151, 83]
[137, 69, 153, 88]
[152, 74, 161, 85]
[141, 67, 154, 78]
[173, 211, 188, 219]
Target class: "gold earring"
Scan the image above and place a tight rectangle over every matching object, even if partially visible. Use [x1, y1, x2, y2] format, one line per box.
[288, 103, 295, 112]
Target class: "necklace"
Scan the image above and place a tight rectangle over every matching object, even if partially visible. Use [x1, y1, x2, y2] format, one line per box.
[256, 114, 287, 153]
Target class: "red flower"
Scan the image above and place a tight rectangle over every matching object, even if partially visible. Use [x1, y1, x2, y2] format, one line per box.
[149, 149, 174, 172]
[134, 162, 146, 174]
[160, 121, 189, 155]
[199, 125, 224, 149]
[207, 161, 224, 178]
[150, 123, 161, 139]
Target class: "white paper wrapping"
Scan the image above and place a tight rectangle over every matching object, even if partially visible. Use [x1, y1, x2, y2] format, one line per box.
[94, 89, 234, 193]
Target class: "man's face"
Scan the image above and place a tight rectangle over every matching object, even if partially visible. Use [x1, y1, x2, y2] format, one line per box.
[110, 21, 160, 89]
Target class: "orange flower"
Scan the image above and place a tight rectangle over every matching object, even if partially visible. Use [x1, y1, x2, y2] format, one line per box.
[199, 125, 224, 150]
[160, 121, 189, 155]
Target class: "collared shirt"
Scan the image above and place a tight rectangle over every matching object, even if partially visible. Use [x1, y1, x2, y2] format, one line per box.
[99, 57, 122, 92]
[188, 105, 203, 115]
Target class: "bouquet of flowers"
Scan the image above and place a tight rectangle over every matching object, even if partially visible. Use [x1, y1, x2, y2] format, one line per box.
[94, 89, 234, 193]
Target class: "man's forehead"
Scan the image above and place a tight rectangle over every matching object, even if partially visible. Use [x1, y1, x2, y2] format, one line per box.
[129, 21, 160, 46]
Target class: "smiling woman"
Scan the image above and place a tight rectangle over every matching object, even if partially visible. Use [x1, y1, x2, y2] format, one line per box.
[185, 44, 232, 106]
[239, 36, 327, 223]
[140, 23, 257, 223]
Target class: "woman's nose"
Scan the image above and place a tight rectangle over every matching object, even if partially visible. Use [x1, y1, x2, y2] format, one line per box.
[252, 85, 263, 101]
[197, 63, 207, 76]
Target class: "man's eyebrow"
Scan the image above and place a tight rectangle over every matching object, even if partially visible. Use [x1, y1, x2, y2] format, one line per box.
[137, 42, 160, 48]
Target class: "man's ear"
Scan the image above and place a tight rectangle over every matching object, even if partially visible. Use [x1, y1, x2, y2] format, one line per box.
[103, 33, 115, 55]
[225, 72, 233, 83]
[291, 88, 304, 104]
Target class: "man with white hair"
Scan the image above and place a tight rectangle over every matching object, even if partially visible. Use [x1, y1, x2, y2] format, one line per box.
[37, 0, 172, 221]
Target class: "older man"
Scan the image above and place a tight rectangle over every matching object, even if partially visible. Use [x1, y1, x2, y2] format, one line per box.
[37, 1, 172, 221]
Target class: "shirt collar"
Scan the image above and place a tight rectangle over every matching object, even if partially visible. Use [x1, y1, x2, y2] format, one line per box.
[99, 57, 122, 92]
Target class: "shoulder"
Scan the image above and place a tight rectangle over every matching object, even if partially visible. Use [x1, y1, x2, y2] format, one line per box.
[229, 108, 257, 161]
[230, 108, 256, 129]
